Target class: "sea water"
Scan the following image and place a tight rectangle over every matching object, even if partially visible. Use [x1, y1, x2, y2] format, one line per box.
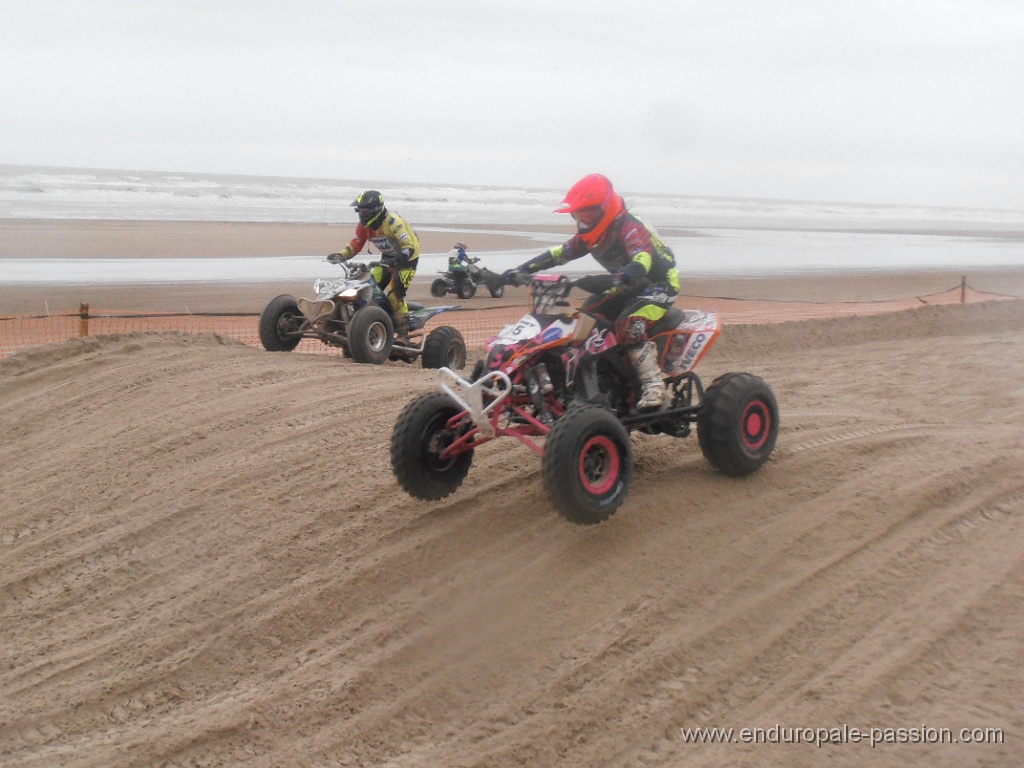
[1, 165, 1020, 285]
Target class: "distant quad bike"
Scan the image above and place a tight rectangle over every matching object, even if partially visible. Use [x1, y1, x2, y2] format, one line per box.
[391, 273, 778, 524]
[259, 261, 467, 369]
[430, 257, 505, 300]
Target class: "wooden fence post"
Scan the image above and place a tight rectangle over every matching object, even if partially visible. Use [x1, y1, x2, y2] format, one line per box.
[960, 276, 966, 304]
[79, 303, 90, 337]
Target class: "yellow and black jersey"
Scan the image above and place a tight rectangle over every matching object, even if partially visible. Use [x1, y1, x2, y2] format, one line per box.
[340, 211, 421, 266]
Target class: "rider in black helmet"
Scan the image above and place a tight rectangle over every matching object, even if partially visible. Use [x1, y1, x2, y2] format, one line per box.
[328, 190, 421, 338]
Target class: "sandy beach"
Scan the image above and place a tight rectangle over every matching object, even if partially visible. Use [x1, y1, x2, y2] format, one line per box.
[1, 216, 1023, 767]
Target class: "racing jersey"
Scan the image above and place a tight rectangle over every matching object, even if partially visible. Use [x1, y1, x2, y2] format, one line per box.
[547, 213, 680, 293]
[339, 211, 421, 267]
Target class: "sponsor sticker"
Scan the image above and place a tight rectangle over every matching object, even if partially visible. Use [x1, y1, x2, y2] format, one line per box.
[679, 331, 708, 370]
[541, 325, 565, 343]
[585, 327, 618, 354]
[681, 311, 718, 332]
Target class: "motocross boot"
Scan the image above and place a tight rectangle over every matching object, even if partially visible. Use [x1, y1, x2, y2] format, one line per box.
[628, 341, 666, 410]
[393, 305, 411, 341]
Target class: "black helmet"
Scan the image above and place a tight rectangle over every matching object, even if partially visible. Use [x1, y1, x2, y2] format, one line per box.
[351, 189, 386, 227]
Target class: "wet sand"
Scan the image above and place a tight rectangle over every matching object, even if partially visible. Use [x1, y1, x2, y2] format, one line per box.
[1, 218, 1022, 316]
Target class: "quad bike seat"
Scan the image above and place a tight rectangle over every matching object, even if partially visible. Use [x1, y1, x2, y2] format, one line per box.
[648, 307, 687, 336]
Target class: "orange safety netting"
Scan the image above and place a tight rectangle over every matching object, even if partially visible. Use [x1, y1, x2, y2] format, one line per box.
[0, 283, 1014, 359]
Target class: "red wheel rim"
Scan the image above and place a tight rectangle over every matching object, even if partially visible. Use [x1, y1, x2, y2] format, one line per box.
[578, 435, 620, 495]
[741, 400, 770, 450]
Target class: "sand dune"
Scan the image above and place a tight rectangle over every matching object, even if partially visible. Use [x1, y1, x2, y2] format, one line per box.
[1, 299, 1022, 767]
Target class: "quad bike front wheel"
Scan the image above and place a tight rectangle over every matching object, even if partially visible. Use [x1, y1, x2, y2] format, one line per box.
[258, 294, 303, 352]
[430, 278, 448, 298]
[456, 280, 476, 300]
[697, 372, 779, 476]
[543, 405, 633, 525]
[421, 326, 467, 369]
[391, 392, 474, 500]
[488, 283, 505, 299]
[347, 305, 394, 364]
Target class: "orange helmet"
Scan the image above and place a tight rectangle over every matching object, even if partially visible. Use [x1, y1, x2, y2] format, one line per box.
[553, 173, 624, 248]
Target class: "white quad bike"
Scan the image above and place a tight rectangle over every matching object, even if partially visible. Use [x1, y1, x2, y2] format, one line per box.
[259, 261, 466, 368]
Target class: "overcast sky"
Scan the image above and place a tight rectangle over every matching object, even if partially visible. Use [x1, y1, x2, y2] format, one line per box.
[2, 0, 1022, 209]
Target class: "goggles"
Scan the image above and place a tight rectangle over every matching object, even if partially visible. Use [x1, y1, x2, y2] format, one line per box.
[355, 204, 380, 222]
[571, 206, 603, 226]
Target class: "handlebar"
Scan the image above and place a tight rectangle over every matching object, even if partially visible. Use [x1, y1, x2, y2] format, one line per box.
[570, 273, 617, 294]
[466, 266, 627, 312]
[334, 260, 393, 279]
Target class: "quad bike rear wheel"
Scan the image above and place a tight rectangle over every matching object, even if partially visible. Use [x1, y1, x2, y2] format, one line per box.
[697, 372, 778, 476]
[421, 326, 467, 369]
[543, 405, 633, 525]
[430, 278, 448, 298]
[391, 392, 474, 500]
[348, 305, 394, 364]
[258, 294, 303, 352]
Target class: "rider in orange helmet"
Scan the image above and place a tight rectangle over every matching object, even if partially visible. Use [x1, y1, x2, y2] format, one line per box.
[504, 174, 680, 409]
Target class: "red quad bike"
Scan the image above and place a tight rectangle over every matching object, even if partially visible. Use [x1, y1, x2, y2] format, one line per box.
[390, 273, 779, 524]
